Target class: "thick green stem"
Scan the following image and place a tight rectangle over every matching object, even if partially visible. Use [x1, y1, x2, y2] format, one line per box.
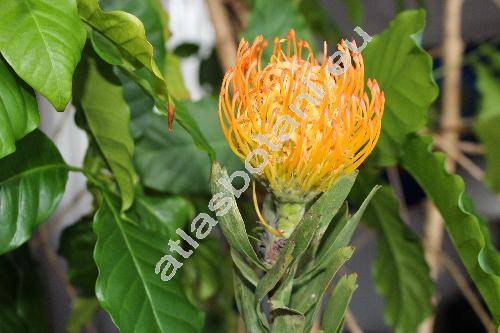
[276, 202, 306, 238]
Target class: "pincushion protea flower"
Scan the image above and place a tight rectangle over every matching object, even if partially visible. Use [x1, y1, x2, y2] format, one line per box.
[218, 29, 384, 237]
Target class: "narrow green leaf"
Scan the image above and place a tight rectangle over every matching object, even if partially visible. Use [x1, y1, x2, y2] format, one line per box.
[322, 273, 358, 333]
[354, 175, 433, 333]
[58, 217, 98, 296]
[0, 0, 86, 110]
[231, 249, 259, 287]
[401, 135, 500, 323]
[291, 247, 354, 332]
[297, 186, 379, 285]
[254, 172, 361, 326]
[210, 162, 265, 269]
[0, 57, 39, 159]
[233, 269, 267, 333]
[364, 9, 438, 166]
[0, 130, 68, 254]
[271, 310, 305, 333]
[474, 65, 500, 192]
[93, 192, 204, 333]
[74, 54, 137, 211]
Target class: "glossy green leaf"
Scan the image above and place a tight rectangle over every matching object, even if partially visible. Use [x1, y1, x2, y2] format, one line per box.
[354, 176, 433, 333]
[474, 65, 500, 192]
[66, 297, 99, 333]
[93, 192, 204, 333]
[322, 273, 358, 333]
[100, 0, 167, 66]
[0, 57, 39, 159]
[0, 130, 68, 254]
[0, 0, 85, 111]
[136, 97, 241, 194]
[210, 162, 265, 269]
[74, 54, 137, 211]
[401, 135, 500, 323]
[77, 0, 168, 102]
[58, 217, 98, 296]
[364, 9, 438, 166]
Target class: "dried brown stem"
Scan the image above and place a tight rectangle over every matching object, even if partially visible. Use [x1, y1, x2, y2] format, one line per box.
[387, 166, 411, 225]
[420, 0, 465, 332]
[458, 141, 485, 155]
[433, 134, 485, 181]
[36, 225, 98, 333]
[438, 253, 496, 333]
[345, 309, 364, 333]
[206, 0, 237, 71]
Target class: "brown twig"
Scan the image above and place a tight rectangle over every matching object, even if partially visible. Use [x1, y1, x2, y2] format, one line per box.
[206, 0, 237, 71]
[438, 253, 496, 333]
[420, 1, 465, 332]
[35, 225, 98, 333]
[458, 141, 485, 155]
[387, 166, 411, 225]
[345, 309, 364, 333]
[433, 134, 485, 181]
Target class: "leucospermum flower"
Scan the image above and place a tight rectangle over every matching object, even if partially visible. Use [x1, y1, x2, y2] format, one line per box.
[218, 29, 384, 236]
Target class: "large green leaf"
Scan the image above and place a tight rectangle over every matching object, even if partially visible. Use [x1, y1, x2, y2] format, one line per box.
[58, 217, 98, 296]
[83, 0, 213, 159]
[0, 0, 85, 111]
[0, 130, 68, 254]
[364, 9, 438, 166]
[0, 57, 39, 159]
[474, 65, 500, 192]
[401, 135, 500, 323]
[354, 175, 433, 333]
[135, 97, 241, 194]
[93, 192, 204, 333]
[74, 54, 137, 211]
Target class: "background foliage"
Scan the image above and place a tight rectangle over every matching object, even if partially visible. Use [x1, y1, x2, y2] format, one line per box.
[0, 0, 499, 332]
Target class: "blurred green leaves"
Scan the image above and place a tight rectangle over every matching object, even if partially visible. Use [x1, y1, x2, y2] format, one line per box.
[354, 174, 434, 333]
[474, 65, 500, 193]
[135, 97, 241, 194]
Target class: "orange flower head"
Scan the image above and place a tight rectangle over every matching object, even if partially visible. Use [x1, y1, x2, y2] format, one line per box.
[219, 29, 384, 203]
